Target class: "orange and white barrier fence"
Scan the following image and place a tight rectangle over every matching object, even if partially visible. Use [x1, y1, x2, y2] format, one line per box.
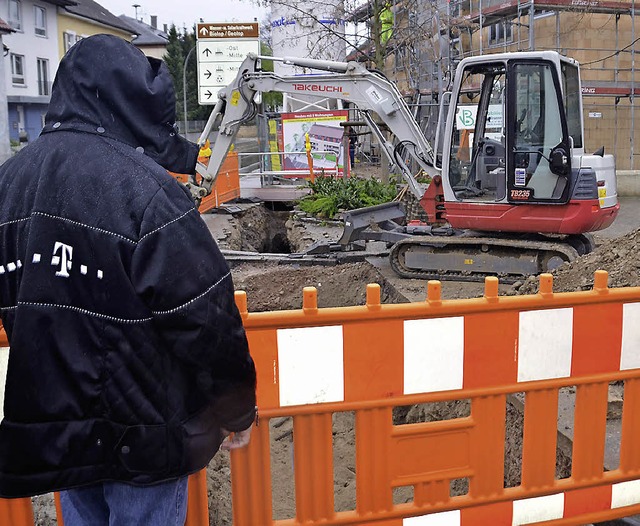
[170, 150, 240, 214]
[3, 271, 640, 524]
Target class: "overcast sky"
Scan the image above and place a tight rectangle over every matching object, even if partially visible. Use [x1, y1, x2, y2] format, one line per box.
[99, 0, 269, 30]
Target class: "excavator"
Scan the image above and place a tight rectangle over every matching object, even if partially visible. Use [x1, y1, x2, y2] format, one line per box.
[185, 51, 619, 282]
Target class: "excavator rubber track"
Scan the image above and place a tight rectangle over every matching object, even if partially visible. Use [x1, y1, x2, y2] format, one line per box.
[388, 234, 591, 283]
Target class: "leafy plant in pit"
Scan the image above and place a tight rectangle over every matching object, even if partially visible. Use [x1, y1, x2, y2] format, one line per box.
[298, 176, 398, 219]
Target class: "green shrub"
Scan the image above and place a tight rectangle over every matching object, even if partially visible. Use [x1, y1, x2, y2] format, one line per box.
[298, 175, 398, 219]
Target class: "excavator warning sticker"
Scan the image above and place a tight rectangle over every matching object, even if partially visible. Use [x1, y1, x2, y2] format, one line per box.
[598, 187, 606, 206]
[230, 90, 240, 106]
[366, 86, 383, 105]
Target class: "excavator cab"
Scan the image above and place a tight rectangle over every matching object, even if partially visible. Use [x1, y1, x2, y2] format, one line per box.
[441, 52, 618, 235]
[446, 56, 571, 204]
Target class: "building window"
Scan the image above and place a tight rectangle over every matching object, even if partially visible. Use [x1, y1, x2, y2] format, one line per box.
[63, 31, 75, 52]
[11, 53, 25, 85]
[34, 5, 46, 37]
[63, 31, 83, 53]
[561, 62, 583, 149]
[8, 0, 22, 31]
[37, 58, 49, 96]
[488, 21, 512, 46]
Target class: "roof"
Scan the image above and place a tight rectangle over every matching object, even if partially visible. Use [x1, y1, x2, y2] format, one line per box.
[309, 124, 344, 140]
[42, 0, 78, 6]
[0, 17, 15, 34]
[462, 0, 635, 24]
[60, 0, 137, 34]
[119, 15, 168, 46]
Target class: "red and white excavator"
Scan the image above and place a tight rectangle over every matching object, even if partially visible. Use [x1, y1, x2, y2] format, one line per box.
[186, 51, 619, 282]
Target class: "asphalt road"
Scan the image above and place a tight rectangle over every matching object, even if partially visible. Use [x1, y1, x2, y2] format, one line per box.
[594, 196, 639, 241]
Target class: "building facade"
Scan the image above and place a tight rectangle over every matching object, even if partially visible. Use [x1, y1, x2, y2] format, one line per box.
[0, 16, 13, 162]
[3, 0, 70, 144]
[270, 0, 346, 111]
[2, 0, 134, 145]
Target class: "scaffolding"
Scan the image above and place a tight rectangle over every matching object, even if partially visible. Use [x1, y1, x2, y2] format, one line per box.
[378, 0, 639, 169]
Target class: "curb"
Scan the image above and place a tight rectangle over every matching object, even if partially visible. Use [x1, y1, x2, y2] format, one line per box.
[616, 171, 640, 197]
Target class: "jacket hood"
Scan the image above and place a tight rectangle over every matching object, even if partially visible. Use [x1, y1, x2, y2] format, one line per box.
[42, 34, 198, 174]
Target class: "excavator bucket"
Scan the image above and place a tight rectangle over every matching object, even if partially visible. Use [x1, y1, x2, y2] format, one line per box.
[337, 201, 407, 246]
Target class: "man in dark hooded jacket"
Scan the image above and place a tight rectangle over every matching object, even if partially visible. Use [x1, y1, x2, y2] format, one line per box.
[0, 34, 256, 524]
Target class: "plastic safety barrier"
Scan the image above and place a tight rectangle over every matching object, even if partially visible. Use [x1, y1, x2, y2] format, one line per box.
[3, 271, 640, 525]
[231, 271, 640, 525]
[170, 150, 241, 213]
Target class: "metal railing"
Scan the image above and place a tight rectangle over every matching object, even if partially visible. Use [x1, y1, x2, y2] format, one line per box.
[237, 150, 342, 186]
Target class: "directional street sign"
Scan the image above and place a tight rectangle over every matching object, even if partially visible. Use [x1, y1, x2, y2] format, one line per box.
[196, 22, 260, 105]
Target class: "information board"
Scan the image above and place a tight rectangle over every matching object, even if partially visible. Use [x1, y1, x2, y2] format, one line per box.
[196, 22, 260, 105]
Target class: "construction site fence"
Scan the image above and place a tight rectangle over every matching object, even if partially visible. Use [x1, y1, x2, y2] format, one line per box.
[4, 271, 640, 524]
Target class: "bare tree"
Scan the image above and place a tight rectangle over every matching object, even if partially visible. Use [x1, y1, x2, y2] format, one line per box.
[254, 0, 436, 90]
[251, 0, 461, 182]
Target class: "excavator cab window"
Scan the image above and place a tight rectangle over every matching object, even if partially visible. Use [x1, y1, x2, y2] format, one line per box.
[448, 63, 507, 202]
[561, 62, 583, 149]
[508, 61, 571, 203]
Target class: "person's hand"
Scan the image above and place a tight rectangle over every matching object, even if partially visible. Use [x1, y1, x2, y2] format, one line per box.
[220, 424, 253, 451]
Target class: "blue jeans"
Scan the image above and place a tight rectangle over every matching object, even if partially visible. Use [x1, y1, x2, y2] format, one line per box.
[59, 476, 188, 526]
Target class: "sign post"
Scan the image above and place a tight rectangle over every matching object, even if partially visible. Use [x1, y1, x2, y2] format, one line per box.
[196, 22, 260, 105]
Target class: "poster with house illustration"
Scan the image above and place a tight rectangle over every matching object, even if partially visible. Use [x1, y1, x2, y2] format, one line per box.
[281, 110, 348, 176]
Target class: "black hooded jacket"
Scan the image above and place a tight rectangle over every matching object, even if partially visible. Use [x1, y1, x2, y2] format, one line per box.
[0, 34, 256, 497]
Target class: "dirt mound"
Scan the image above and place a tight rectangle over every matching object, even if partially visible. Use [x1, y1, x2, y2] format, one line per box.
[514, 229, 640, 295]
[231, 260, 407, 312]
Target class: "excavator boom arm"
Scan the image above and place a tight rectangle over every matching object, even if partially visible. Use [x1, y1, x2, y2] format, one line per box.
[189, 54, 439, 202]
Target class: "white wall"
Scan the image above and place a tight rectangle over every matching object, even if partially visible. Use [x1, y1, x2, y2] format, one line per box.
[270, 0, 346, 111]
[0, 34, 11, 163]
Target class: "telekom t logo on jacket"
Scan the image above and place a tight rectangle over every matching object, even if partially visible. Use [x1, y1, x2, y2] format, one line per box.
[0, 241, 103, 280]
[52, 242, 73, 277]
